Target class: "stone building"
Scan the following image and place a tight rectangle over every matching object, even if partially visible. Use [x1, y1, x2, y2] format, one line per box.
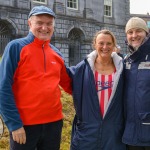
[0, 0, 130, 66]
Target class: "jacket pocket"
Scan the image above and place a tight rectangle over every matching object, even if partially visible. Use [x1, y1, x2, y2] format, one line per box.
[71, 122, 99, 150]
[70, 122, 86, 150]
[138, 112, 150, 142]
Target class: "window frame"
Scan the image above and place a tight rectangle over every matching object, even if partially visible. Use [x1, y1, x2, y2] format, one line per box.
[67, 0, 78, 10]
[104, 0, 112, 17]
[33, 0, 47, 4]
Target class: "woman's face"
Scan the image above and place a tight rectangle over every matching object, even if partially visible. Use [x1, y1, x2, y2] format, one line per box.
[95, 33, 114, 59]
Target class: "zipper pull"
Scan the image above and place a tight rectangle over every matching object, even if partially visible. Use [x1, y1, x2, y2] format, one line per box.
[145, 55, 148, 61]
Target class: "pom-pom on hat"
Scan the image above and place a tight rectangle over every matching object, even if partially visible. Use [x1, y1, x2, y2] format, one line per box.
[28, 5, 56, 18]
[125, 17, 148, 33]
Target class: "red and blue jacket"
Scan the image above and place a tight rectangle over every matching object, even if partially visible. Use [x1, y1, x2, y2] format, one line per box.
[0, 32, 72, 132]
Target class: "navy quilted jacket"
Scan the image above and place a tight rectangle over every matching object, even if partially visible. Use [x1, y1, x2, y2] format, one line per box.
[123, 35, 150, 146]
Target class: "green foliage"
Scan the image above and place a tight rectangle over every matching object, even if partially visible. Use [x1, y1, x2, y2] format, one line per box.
[0, 90, 75, 150]
[61, 91, 75, 150]
[0, 125, 9, 150]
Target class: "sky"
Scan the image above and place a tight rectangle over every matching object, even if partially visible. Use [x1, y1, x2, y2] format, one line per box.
[130, 0, 150, 14]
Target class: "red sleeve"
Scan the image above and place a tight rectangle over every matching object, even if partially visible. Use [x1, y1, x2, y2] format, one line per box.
[59, 65, 72, 95]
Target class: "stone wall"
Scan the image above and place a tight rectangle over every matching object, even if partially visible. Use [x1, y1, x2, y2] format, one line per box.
[0, 0, 130, 65]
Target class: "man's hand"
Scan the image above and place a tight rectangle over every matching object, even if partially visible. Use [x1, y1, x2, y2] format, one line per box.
[12, 127, 26, 144]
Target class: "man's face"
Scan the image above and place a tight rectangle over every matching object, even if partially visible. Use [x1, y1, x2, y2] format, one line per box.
[28, 14, 54, 41]
[126, 28, 147, 49]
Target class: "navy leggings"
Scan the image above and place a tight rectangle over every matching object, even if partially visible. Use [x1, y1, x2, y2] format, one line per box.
[10, 120, 63, 150]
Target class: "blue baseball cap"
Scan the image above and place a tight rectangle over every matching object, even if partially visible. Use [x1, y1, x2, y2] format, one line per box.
[28, 6, 56, 18]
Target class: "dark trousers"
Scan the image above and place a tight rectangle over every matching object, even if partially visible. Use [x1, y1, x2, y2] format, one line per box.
[128, 145, 150, 150]
[10, 119, 63, 150]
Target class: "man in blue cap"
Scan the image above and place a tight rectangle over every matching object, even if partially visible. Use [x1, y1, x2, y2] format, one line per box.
[0, 5, 72, 150]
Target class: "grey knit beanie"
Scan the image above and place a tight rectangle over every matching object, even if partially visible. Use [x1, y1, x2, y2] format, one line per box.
[125, 17, 149, 33]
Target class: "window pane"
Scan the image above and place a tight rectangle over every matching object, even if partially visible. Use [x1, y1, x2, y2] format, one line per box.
[67, 2, 69, 7]
[74, 3, 76, 8]
[104, 0, 112, 16]
[33, 0, 46, 2]
[67, 0, 78, 9]
[104, 5, 111, 16]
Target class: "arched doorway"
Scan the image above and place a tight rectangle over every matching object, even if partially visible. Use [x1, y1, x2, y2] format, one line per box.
[68, 28, 85, 66]
[0, 21, 13, 56]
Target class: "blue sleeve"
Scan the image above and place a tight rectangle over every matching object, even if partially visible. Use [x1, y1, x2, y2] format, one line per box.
[67, 60, 86, 78]
[0, 40, 23, 132]
[66, 66, 76, 78]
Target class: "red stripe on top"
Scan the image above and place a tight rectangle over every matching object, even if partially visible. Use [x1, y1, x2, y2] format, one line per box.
[108, 74, 112, 100]
[100, 74, 105, 117]
[95, 71, 98, 91]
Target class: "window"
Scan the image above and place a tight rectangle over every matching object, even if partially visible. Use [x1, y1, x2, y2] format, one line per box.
[104, 0, 112, 17]
[0, 22, 11, 56]
[67, 0, 78, 10]
[147, 21, 150, 28]
[33, 0, 47, 4]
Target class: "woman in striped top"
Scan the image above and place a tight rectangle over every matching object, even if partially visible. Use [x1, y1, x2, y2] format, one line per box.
[69, 29, 126, 150]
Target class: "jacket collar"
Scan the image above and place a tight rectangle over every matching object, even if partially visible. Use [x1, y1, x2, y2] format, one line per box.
[86, 50, 123, 118]
[86, 50, 123, 73]
[28, 31, 50, 46]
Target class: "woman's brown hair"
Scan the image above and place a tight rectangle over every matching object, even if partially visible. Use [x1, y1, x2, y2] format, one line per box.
[92, 29, 117, 50]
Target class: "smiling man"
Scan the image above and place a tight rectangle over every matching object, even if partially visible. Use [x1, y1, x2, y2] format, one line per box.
[0, 5, 72, 150]
[123, 17, 150, 150]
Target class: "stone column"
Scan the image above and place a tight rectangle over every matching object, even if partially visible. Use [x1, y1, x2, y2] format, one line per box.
[83, 0, 93, 19]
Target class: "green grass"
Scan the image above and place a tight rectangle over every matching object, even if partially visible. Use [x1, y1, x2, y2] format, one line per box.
[0, 90, 75, 150]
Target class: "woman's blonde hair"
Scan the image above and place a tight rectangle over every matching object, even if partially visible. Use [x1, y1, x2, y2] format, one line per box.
[92, 29, 117, 50]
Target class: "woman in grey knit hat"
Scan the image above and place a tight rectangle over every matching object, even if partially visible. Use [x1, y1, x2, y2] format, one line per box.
[123, 17, 150, 150]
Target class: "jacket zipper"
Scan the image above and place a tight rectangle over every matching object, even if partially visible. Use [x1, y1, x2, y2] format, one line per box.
[42, 43, 46, 72]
